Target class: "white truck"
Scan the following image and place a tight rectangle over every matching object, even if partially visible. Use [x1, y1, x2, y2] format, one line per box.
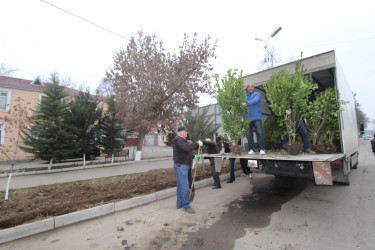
[214, 50, 359, 185]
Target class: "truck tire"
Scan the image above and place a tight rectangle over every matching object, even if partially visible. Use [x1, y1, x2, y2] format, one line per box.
[351, 161, 358, 169]
[87, 154, 96, 161]
[334, 174, 351, 186]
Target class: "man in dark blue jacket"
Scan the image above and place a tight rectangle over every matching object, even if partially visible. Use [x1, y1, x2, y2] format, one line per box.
[242, 84, 265, 155]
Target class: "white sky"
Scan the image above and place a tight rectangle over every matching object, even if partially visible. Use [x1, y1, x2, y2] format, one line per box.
[1, 0, 374, 128]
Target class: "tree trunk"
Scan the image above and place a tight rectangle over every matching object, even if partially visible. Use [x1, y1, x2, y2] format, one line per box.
[137, 132, 146, 151]
[135, 132, 146, 161]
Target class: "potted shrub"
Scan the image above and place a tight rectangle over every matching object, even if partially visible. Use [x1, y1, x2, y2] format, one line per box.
[215, 69, 249, 155]
[264, 56, 317, 155]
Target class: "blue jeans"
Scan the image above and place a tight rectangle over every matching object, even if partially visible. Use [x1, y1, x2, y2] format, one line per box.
[246, 120, 265, 151]
[229, 158, 235, 181]
[281, 121, 311, 150]
[173, 163, 190, 208]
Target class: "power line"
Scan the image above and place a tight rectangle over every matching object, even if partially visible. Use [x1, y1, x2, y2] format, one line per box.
[40, 0, 130, 41]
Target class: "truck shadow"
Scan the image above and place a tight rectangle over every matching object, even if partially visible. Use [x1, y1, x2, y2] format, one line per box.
[184, 175, 308, 249]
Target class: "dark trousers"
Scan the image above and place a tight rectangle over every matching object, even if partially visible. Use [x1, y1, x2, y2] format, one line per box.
[240, 158, 250, 174]
[282, 121, 311, 150]
[209, 158, 221, 188]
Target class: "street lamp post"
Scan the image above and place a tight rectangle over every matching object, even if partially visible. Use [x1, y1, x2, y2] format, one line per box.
[255, 26, 282, 68]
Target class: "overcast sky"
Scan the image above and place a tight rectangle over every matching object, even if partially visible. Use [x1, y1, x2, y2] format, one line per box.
[1, 0, 374, 128]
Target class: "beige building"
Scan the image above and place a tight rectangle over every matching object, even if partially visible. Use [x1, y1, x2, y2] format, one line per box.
[0, 75, 83, 161]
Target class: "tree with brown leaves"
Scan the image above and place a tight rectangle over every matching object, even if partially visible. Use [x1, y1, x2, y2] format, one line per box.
[105, 31, 217, 160]
[0, 97, 32, 199]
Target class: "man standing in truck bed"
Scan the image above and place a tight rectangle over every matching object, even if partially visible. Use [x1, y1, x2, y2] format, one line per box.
[242, 83, 266, 155]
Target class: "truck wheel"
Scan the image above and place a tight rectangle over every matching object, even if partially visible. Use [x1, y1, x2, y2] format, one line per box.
[351, 162, 358, 169]
[52, 159, 61, 164]
[88, 154, 96, 161]
[335, 174, 351, 186]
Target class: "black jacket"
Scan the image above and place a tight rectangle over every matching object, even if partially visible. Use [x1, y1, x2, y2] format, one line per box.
[203, 140, 219, 154]
[172, 136, 198, 165]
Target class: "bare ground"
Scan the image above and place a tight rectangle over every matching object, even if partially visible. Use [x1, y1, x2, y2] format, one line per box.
[0, 162, 242, 229]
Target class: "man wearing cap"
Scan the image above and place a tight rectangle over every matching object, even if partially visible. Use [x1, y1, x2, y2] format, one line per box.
[172, 126, 202, 214]
[202, 138, 221, 189]
[242, 84, 266, 155]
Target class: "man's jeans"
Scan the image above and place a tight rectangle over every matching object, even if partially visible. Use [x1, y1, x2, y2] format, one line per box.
[173, 163, 190, 208]
[247, 120, 265, 151]
[228, 158, 235, 181]
[281, 121, 311, 150]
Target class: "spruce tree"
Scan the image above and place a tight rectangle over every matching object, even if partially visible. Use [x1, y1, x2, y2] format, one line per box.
[65, 90, 102, 163]
[99, 96, 126, 162]
[20, 72, 76, 167]
[184, 107, 220, 141]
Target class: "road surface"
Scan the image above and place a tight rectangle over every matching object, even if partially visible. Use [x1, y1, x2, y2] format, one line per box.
[2, 138, 374, 249]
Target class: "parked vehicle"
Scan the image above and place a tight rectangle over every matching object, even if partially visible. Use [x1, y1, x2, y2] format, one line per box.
[52, 146, 101, 163]
[212, 51, 358, 185]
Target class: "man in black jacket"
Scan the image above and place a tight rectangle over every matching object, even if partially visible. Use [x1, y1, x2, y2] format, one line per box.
[172, 126, 201, 214]
[202, 138, 221, 189]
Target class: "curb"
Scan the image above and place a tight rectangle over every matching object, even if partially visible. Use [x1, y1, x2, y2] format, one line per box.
[0, 171, 242, 244]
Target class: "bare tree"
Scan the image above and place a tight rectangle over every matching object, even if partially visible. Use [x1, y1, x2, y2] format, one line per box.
[353, 92, 369, 131]
[97, 77, 114, 97]
[105, 31, 217, 159]
[256, 46, 282, 71]
[0, 97, 32, 199]
[0, 63, 18, 76]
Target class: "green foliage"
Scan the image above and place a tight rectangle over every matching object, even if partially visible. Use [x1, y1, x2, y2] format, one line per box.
[184, 106, 220, 141]
[264, 58, 317, 143]
[98, 96, 127, 155]
[20, 72, 77, 161]
[215, 69, 249, 144]
[306, 88, 346, 145]
[165, 130, 177, 147]
[65, 90, 102, 157]
[263, 114, 284, 144]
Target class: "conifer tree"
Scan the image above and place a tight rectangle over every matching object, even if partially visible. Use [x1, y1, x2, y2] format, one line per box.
[20, 72, 76, 168]
[65, 90, 102, 165]
[184, 107, 220, 141]
[99, 96, 126, 163]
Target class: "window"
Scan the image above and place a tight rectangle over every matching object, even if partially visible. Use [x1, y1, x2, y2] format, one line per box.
[160, 134, 165, 142]
[39, 94, 48, 104]
[0, 123, 5, 145]
[0, 90, 11, 111]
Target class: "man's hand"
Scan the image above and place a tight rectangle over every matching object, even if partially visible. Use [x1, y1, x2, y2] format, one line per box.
[241, 102, 247, 107]
[198, 140, 203, 147]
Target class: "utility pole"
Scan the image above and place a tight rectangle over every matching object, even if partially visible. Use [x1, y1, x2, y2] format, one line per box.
[255, 26, 282, 68]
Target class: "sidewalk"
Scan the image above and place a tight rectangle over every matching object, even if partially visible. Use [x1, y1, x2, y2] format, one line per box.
[0, 157, 174, 191]
[0, 145, 173, 172]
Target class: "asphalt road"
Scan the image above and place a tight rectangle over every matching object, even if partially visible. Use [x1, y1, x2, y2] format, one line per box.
[2, 139, 374, 249]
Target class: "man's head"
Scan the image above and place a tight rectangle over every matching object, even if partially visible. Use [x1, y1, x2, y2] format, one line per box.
[205, 138, 211, 141]
[177, 126, 188, 138]
[246, 84, 255, 93]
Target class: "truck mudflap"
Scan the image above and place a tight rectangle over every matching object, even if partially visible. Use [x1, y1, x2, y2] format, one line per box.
[312, 162, 333, 185]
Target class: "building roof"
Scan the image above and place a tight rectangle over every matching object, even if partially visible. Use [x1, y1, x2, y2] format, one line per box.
[0, 75, 82, 96]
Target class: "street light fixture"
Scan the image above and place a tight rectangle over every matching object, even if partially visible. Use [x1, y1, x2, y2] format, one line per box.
[255, 26, 282, 67]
